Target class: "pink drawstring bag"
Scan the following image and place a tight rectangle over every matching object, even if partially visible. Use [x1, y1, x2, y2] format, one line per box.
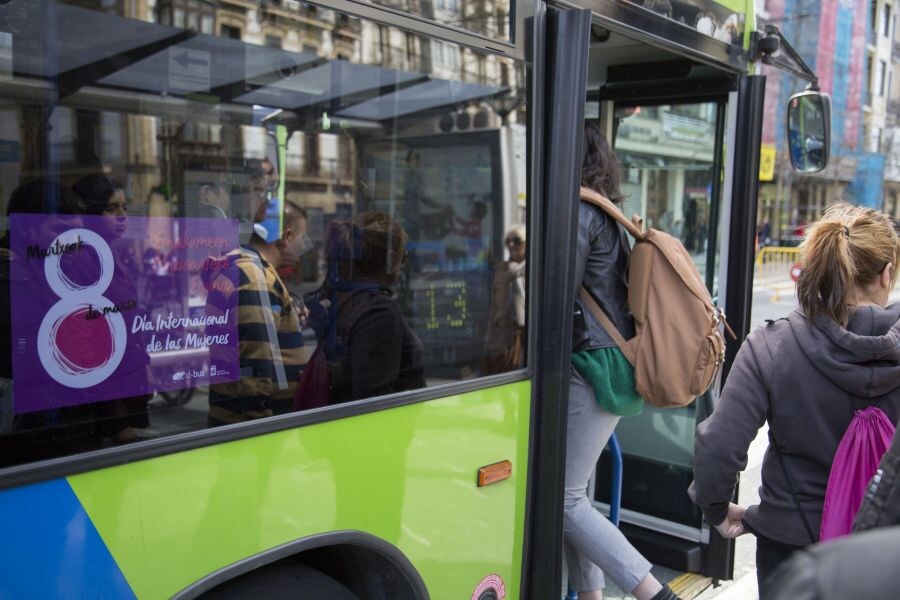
[820, 406, 896, 541]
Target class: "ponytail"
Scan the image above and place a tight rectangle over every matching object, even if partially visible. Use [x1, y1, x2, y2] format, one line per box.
[797, 203, 898, 325]
[797, 221, 855, 324]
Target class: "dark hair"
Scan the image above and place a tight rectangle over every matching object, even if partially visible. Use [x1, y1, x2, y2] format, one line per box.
[2, 180, 84, 249]
[72, 174, 117, 215]
[581, 122, 624, 203]
[798, 203, 900, 324]
[283, 200, 308, 231]
[6, 180, 84, 216]
[326, 211, 408, 286]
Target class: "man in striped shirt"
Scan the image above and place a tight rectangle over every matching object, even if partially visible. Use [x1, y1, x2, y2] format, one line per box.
[207, 201, 310, 426]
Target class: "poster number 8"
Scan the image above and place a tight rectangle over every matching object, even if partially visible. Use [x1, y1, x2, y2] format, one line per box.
[37, 228, 128, 388]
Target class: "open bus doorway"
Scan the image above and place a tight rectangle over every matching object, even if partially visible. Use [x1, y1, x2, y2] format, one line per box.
[571, 16, 738, 589]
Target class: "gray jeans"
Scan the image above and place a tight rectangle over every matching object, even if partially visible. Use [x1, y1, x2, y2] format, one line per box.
[564, 367, 652, 593]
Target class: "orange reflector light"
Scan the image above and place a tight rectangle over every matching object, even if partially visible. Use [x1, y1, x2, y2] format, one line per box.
[477, 460, 513, 487]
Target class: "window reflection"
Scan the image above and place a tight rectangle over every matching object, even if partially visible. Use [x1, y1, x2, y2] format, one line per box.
[613, 102, 719, 283]
[0, 0, 527, 467]
[364, 0, 513, 42]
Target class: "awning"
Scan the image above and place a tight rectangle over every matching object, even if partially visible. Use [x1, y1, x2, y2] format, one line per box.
[8, 3, 507, 122]
[337, 79, 505, 120]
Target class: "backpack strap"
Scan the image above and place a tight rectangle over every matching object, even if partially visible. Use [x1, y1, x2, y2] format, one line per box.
[580, 186, 645, 241]
[578, 286, 635, 364]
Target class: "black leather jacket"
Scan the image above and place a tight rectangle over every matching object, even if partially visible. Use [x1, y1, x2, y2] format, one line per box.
[572, 199, 634, 352]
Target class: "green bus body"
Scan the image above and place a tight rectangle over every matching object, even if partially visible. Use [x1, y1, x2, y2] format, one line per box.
[81, 381, 531, 597]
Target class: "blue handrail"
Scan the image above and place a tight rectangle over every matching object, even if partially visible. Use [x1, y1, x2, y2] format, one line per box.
[565, 433, 623, 600]
[607, 432, 623, 527]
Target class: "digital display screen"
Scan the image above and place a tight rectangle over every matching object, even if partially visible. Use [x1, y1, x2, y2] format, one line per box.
[359, 132, 504, 377]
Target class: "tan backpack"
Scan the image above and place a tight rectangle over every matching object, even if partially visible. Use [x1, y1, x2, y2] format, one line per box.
[579, 187, 734, 408]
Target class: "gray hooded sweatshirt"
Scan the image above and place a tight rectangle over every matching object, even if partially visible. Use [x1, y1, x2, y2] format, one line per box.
[689, 304, 900, 546]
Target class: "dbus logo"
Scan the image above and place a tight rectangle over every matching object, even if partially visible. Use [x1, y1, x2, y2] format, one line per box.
[36, 228, 127, 388]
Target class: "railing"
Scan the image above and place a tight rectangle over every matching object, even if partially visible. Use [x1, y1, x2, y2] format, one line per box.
[755, 246, 802, 301]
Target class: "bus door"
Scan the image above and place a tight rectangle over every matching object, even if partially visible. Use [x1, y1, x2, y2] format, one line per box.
[563, 4, 764, 583]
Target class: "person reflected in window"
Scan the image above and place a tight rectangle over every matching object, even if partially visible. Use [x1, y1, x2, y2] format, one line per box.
[483, 224, 526, 374]
[206, 201, 311, 426]
[452, 198, 488, 265]
[402, 150, 452, 241]
[566, 123, 679, 600]
[200, 174, 232, 220]
[309, 211, 425, 404]
[72, 174, 153, 445]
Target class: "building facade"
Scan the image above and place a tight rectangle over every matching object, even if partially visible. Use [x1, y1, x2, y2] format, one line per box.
[756, 0, 899, 243]
[5, 0, 524, 227]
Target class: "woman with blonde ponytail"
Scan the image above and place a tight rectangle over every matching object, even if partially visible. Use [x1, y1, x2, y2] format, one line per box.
[689, 204, 900, 595]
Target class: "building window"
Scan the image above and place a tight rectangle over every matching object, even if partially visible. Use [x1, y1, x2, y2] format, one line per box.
[221, 24, 241, 39]
[159, 0, 214, 33]
[869, 125, 882, 153]
[878, 59, 887, 96]
[867, 55, 874, 99]
[433, 40, 459, 70]
[266, 35, 282, 48]
[883, 4, 892, 37]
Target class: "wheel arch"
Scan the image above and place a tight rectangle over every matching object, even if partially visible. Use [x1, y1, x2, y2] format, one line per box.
[172, 530, 429, 600]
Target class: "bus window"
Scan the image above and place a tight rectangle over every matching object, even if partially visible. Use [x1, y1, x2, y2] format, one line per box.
[612, 101, 723, 291]
[360, 0, 514, 43]
[0, 1, 527, 468]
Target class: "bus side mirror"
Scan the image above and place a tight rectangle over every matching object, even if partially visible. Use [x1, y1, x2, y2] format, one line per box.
[786, 90, 831, 174]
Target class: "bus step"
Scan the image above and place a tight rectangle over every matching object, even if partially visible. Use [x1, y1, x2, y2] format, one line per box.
[668, 572, 713, 600]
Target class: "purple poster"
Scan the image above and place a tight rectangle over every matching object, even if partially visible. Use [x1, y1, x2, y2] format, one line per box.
[9, 215, 240, 414]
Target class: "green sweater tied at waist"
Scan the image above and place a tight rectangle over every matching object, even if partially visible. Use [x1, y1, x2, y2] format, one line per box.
[572, 346, 644, 417]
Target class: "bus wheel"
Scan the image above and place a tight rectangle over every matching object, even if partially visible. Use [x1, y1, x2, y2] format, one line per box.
[201, 562, 359, 599]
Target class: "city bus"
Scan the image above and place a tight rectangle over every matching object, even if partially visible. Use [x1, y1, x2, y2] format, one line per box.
[0, 0, 827, 597]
